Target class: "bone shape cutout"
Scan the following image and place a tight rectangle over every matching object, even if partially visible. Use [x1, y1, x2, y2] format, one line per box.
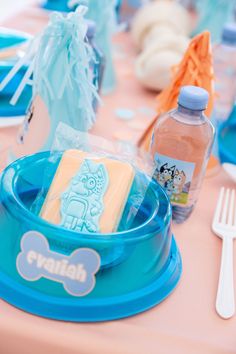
[16, 231, 101, 297]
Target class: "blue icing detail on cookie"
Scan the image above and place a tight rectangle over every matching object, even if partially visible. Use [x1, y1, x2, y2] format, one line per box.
[60, 159, 109, 233]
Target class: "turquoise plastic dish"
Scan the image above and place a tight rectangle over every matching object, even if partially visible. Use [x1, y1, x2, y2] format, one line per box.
[42, 0, 75, 12]
[0, 61, 32, 119]
[218, 119, 236, 164]
[0, 28, 32, 122]
[0, 27, 30, 51]
[0, 152, 182, 322]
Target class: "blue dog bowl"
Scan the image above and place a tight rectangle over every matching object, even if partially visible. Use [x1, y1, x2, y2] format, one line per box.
[218, 120, 236, 164]
[0, 152, 182, 322]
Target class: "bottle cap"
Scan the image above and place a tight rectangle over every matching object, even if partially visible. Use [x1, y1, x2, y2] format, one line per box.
[178, 85, 209, 111]
[86, 20, 96, 40]
[222, 23, 236, 45]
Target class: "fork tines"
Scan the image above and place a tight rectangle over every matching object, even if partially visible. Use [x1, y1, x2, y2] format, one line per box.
[214, 187, 236, 227]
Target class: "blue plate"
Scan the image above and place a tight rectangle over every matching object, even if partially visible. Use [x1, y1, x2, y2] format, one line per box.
[0, 29, 32, 123]
[0, 27, 30, 51]
[0, 61, 32, 120]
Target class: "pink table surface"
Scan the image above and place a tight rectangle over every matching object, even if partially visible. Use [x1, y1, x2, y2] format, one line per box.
[1, 5, 236, 354]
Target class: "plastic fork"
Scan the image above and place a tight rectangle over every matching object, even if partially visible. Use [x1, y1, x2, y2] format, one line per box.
[212, 187, 236, 319]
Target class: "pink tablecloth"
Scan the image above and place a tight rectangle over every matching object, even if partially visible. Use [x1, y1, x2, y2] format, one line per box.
[1, 5, 236, 354]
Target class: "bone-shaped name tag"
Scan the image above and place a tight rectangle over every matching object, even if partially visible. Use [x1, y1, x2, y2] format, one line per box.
[16, 231, 100, 297]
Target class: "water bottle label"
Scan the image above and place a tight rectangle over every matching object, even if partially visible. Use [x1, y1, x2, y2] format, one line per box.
[154, 153, 195, 205]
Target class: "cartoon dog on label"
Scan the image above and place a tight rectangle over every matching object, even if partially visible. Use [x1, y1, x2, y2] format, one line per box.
[157, 163, 176, 187]
[172, 169, 186, 201]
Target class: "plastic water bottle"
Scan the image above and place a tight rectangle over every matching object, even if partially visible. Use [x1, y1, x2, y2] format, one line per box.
[150, 86, 215, 223]
[213, 23, 236, 122]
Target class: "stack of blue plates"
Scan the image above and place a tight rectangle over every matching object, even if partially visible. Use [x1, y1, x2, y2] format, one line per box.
[0, 28, 32, 128]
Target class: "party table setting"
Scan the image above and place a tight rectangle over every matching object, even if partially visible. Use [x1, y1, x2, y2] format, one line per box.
[0, 0, 236, 353]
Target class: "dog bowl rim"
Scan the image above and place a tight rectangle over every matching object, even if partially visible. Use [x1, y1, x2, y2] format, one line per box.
[0, 151, 172, 243]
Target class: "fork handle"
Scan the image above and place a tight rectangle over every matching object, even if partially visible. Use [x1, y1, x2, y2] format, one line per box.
[216, 236, 235, 319]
